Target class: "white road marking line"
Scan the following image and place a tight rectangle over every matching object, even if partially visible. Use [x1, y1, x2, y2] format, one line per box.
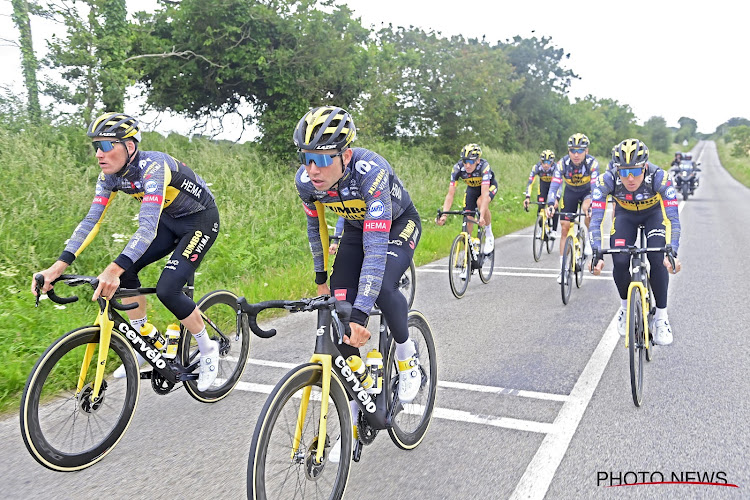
[416, 268, 612, 280]
[420, 264, 611, 275]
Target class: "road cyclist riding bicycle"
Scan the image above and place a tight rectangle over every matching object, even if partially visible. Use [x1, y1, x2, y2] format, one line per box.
[546, 133, 599, 283]
[590, 138, 682, 345]
[294, 106, 425, 460]
[31, 112, 222, 391]
[524, 149, 560, 239]
[436, 143, 497, 278]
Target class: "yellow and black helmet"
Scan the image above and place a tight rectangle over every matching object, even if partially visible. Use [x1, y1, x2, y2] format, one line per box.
[293, 106, 356, 152]
[461, 143, 482, 161]
[540, 150, 555, 162]
[87, 112, 141, 142]
[612, 138, 649, 167]
[567, 133, 590, 149]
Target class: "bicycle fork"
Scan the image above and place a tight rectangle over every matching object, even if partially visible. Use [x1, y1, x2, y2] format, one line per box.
[625, 282, 650, 351]
[291, 354, 334, 465]
[80, 300, 115, 401]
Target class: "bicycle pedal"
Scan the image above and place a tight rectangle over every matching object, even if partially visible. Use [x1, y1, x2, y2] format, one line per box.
[352, 439, 363, 462]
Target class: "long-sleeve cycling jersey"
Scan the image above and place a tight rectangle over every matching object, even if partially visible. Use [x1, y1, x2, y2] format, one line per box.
[590, 162, 680, 254]
[60, 150, 216, 271]
[450, 159, 496, 188]
[295, 147, 416, 317]
[524, 162, 555, 197]
[546, 154, 599, 205]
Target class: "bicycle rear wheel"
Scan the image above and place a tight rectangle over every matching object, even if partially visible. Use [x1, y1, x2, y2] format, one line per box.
[532, 215, 544, 262]
[399, 260, 417, 309]
[561, 237, 574, 305]
[387, 311, 438, 449]
[479, 229, 494, 283]
[248, 364, 352, 500]
[643, 274, 656, 362]
[181, 290, 250, 403]
[448, 234, 470, 298]
[545, 219, 554, 254]
[628, 288, 645, 407]
[20, 326, 140, 471]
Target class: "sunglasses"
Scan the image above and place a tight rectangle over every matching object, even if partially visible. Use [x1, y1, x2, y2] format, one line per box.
[463, 158, 477, 165]
[569, 148, 586, 154]
[542, 160, 553, 165]
[298, 151, 343, 167]
[618, 166, 645, 178]
[92, 140, 125, 152]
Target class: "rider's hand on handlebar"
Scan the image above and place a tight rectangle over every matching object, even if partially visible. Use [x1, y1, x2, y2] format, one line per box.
[344, 322, 371, 348]
[591, 256, 605, 276]
[93, 267, 121, 301]
[664, 256, 681, 274]
[523, 198, 530, 210]
[31, 261, 67, 296]
[436, 214, 447, 226]
[546, 205, 555, 219]
[328, 242, 338, 255]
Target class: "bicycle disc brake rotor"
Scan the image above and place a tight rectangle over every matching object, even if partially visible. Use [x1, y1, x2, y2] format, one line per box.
[78, 382, 106, 414]
[305, 435, 329, 479]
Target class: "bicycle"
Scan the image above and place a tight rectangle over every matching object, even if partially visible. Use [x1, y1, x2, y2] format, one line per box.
[242, 296, 437, 499]
[329, 234, 417, 309]
[558, 211, 588, 305]
[21, 273, 260, 471]
[437, 209, 495, 299]
[595, 228, 676, 407]
[525, 198, 555, 261]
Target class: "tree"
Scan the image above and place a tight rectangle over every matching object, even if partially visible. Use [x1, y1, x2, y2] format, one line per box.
[674, 116, 698, 144]
[10, 0, 41, 122]
[640, 116, 671, 153]
[728, 125, 750, 158]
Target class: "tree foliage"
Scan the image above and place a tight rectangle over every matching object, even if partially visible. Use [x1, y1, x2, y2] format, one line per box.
[728, 125, 750, 158]
[11, 0, 41, 122]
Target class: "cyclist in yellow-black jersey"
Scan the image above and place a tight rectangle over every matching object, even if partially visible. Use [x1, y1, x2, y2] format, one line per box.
[436, 144, 497, 256]
[524, 149, 560, 239]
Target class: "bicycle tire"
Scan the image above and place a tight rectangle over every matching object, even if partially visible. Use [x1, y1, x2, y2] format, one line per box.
[545, 218, 554, 254]
[479, 231, 494, 284]
[180, 290, 250, 403]
[628, 288, 645, 407]
[448, 233, 470, 298]
[20, 326, 140, 471]
[399, 260, 417, 309]
[561, 236, 574, 305]
[532, 215, 544, 262]
[248, 363, 352, 500]
[386, 311, 438, 449]
[644, 274, 656, 362]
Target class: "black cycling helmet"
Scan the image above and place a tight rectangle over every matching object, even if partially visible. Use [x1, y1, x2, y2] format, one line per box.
[87, 112, 142, 142]
[612, 138, 649, 167]
[461, 143, 482, 161]
[567, 133, 590, 149]
[293, 106, 357, 152]
[540, 150, 555, 162]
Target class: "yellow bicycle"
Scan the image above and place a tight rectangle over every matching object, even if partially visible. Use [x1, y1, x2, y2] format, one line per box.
[437, 209, 494, 299]
[558, 211, 588, 305]
[526, 198, 555, 261]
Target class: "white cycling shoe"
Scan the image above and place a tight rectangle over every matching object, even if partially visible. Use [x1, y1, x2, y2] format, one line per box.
[616, 307, 627, 336]
[483, 233, 495, 254]
[197, 340, 220, 391]
[653, 319, 673, 345]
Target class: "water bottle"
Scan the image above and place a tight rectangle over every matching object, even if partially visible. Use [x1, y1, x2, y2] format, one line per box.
[163, 323, 181, 360]
[345, 356, 374, 392]
[140, 323, 166, 350]
[365, 350, 383, 395]
[471, 237, 480, 260]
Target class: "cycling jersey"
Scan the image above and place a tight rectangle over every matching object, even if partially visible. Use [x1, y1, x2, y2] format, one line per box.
[450, 159, 496, 188]
[546, 154, 599, 205]
[524, 162, 556, 198]
[295, 147, 417, 318]
[60, 150, 216, 271]
[589, 163, 681, 254]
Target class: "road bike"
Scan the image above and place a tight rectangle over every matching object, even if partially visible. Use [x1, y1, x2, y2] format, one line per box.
[525, 198, 555, 261]
[437, 209, 494, 299]
[558, 211, 588, 305]
[330, 233, 417, 309]
[243, 296, 437, 499]
[594, 226, 676, 407]
[20, 274, 260, 471]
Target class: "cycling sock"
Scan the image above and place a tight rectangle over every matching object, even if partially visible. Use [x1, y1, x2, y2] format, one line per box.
[655, 307, 668, 321]
[350, 400, 359, 419]
[486, 224, 493, 238]
[130, 315, 148, 331]
[621, 299, 627, 309]
[192, 326, 214, 353]
[395, 338, 415, 361]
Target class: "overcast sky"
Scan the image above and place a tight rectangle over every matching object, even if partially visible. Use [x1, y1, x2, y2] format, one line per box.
[1, 0, 746, 138]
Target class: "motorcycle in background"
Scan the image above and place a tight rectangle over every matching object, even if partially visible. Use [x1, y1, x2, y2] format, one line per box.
[671, 161, 701, 200]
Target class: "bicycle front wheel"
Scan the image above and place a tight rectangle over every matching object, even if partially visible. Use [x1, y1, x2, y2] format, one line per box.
[387, 310, 438, 449]
[20, 326, 140, 471]
[181, 290, 250, 403]
[248, 364, 352, 500]
[628, 288, 645, 407]
[561, 237, 574, 305]
[545, 219, 554, 254]
[399, 259, 417, 309]
[532, 215, 544, 262]
[448, 234, 470, 298]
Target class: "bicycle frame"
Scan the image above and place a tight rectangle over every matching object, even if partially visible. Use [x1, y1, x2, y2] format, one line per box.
[438, 209, 484, 269]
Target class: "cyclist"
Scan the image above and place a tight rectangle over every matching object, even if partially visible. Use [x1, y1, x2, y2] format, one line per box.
[31, 112, 221, 391]
[590, 138, 682, 345]
[546, 133, 599, 283]
[436, 143, 497, 261]
[523, 149, 560, 239]
[294, 106, 422, 405]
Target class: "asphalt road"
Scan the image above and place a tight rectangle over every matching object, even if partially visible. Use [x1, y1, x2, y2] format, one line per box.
[1, 140, 747, 499]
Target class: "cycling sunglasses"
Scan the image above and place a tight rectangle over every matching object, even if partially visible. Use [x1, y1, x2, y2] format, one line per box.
[92, 140, 125, 152]
[618, 166, 645, 178]
[542, 160, 553, 165]
[298, 151, 343, 167]
[463, 158, 477, 165]
[568, 148, 586, 154]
